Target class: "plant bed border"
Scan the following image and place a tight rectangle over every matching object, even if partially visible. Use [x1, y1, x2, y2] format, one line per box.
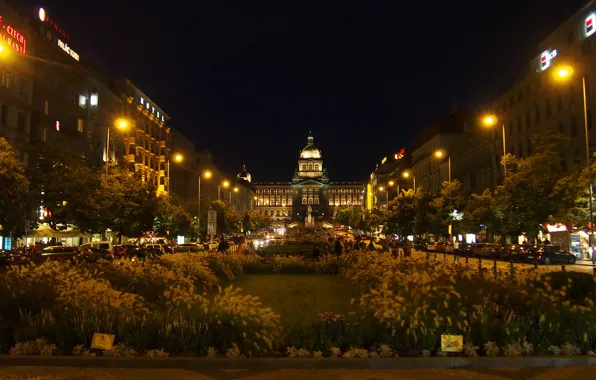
[1, 355, 595, 370]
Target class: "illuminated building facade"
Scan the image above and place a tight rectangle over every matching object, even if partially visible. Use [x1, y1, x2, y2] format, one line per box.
[0, 1, 34, 165]
[254, 132, 364, 224]
[112, 79, 171, 195]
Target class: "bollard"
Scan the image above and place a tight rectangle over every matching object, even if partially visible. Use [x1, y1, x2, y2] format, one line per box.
[534, 261, 538, 270]
[510, 261, 515, 279]
[493, 258, 498, 280]
[465, 255, 469, 266]
[454, 254, 458, 265]
[426, 251, 430, 262]
[435, 253, 438, 262]
[478, 257, 482, 271]
[561, 265, 566, 272]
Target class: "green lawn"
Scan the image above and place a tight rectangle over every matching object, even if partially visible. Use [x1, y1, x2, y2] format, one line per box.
[223, 275, 356, 327]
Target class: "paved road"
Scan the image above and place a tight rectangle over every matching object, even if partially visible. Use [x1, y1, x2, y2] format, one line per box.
[408, 250, 596, 275]
[0, 366, 594, 379]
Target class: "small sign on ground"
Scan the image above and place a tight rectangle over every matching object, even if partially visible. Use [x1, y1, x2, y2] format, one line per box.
[90, 333, 115, 350]
[441, 334, 463, 352]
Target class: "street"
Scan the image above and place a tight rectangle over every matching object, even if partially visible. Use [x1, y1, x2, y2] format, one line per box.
[0, 365, 593, 380]
[409, 250, 596, 275]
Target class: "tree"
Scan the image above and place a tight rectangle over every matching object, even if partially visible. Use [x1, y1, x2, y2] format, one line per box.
[209, 200, 241, 234]
[360, 209, 386, 236]
[242, 210, 272, 233]
[497, 131, 569, 239]
[428, 180, 466, 237]
[29, 145, 102, 232]
[102, 166, 158, 238]
[386, 189, 416, 237]
[463, 189, 502, 241]
[154, 194, 193, 237]
[0, 138, 34, 238]
[551, 166, 592, 230]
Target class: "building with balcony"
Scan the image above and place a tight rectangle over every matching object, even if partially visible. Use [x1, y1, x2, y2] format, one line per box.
[111, 79, 170, 195]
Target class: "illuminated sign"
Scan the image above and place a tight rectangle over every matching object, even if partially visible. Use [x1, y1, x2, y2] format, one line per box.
[539, 50, 557, 71]
[381, 157, 387, 164]
[394, 148, 405, 160]
[545, 223, 567, 232]
[38, 7, 70, 41]
[586, 14, 596, 37]
[139, 96, 165, 122]
[57, 39, 79, 61]
[0, 16, 26, 55]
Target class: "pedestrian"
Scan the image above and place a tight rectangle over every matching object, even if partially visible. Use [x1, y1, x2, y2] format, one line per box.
[334, 239, 343, 256]
[404, 239, 412, 257]
[312, 246, 321, 260]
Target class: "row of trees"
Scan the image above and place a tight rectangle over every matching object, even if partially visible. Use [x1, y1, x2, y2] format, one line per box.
[0, 138, 272, 240]
[337, 132, 591, 241]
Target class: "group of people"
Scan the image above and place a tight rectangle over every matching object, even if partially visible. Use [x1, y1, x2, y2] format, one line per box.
[311, 235, 412, 259]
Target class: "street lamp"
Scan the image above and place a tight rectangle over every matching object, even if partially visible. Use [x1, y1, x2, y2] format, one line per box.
[553, 64, 594, 254]
[197, 169, 212, 238]
[434, 149, 452, 237]
[219, 180, 230, 201]
[166, 153, 186, 194]
[232, 186, 239, 211]
[105, 118, 129, 179]
[482, 114, 507, 179]
[402, 171, 416, 191]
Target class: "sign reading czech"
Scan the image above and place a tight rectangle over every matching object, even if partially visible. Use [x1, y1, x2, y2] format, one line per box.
[0, 16, 26, 54]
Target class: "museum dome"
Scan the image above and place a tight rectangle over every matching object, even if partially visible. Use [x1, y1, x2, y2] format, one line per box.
[236, 164, 252, 183]
[300, 131, 321, 159]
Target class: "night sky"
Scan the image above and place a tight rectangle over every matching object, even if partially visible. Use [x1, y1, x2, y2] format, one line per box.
[21, 0, 587, 181]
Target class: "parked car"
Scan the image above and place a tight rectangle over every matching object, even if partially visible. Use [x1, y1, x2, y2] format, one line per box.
[498, 244, 536, 262]
[127, 247, 163, 260]
[40, 246, 81, 262]
[472, 243, 499, 258]
[0, 250, 30, 267]
[78, 247, 114, 262]
[81, 241, 113, 254]
[455, 243, 473, 256]
[527, 245, 577, 264]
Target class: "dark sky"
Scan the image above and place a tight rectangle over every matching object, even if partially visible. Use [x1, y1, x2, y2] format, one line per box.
[21, 0, 587, 181]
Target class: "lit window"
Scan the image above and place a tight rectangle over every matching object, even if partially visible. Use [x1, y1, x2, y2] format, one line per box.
[55, 121, 60, 131]
[90, 94, 98, 106]
[152, 106, 155, 114]
[44, 100, 49, 115]
[78, 95, 87, 108]
[140, 97, 144, 104]
[77, 118, 84, 133]
[157, 111, 160, 118]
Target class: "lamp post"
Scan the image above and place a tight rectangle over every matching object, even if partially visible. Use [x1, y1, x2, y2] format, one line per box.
[553, 64, 594, 254]
[482, 115, 507, 180]
[198, 170, 213, 238]
[231, 186, 239, 212]
[166, 153, 184, 194]
[219, 180, 230, 201]
[377, 186, 385, 210]
[402, 171, 416, 191]
[434, 149, 452, 237]
[105, 119, 129, 180]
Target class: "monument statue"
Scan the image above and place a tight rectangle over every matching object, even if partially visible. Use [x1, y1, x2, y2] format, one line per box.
[305, 205, 314, 227]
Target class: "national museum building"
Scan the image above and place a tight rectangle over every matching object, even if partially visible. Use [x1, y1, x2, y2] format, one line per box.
[248, 133, 364, 226]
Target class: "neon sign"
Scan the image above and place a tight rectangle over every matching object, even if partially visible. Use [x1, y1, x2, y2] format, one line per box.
[394, 148, 405, 160]
[38, 7, 70, 41]
[539, 50, 557, 71]
[586, 14, 596, 37]
[139, 96, 165, 122]
[57, 39, 79, 61]
[0, 16, 26, 55]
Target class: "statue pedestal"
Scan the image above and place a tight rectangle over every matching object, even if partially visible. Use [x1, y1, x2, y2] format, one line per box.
[305, 216, 314, 229]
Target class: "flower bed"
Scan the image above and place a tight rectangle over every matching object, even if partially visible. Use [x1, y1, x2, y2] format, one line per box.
[0, 251, 594, 358]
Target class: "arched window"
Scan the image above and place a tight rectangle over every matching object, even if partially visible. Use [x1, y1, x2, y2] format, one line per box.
[301, 164, 306, 171]
[314, 164, 319, 171]
[302, 197, 307, 204]
[308, 163, 313, 171]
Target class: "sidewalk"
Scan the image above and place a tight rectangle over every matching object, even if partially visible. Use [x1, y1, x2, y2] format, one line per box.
[0, 366, 595, 380]
[576, 259, 596, 266]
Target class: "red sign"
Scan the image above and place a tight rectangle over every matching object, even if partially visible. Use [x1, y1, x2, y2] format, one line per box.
[395, 148, 406, 160]
[38, 8, 70, 41]
[0, 16, 26, 55]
